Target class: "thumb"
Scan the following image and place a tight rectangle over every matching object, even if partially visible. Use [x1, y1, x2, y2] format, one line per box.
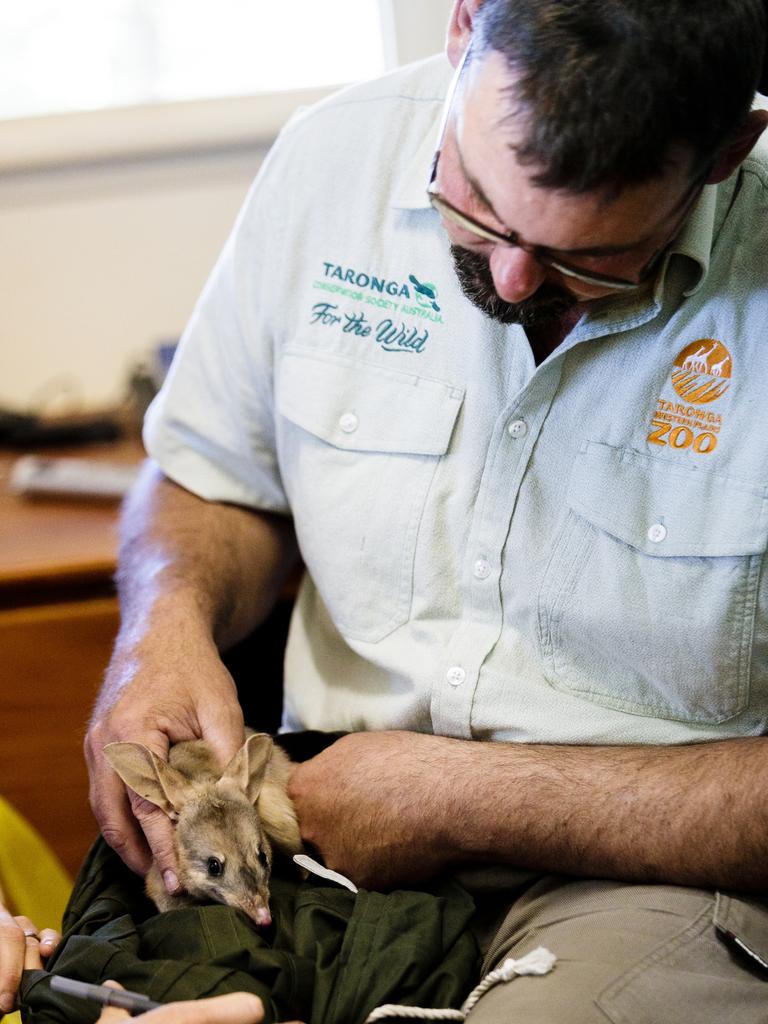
[96, 982, 130, 1022]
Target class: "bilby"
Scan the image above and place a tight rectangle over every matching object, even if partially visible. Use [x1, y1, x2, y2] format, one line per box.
[104, 731, 301, 927]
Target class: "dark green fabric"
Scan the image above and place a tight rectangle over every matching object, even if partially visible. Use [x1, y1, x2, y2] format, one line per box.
[20, 838, 481, 1024]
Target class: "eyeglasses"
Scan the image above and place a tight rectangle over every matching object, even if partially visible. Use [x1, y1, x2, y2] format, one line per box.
[427, 49, 708, 293]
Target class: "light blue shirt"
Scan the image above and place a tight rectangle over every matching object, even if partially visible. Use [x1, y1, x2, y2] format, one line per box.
[145, 56, 768, 746]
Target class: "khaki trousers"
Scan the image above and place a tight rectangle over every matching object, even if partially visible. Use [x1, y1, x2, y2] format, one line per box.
[461, 874, 768, 1023]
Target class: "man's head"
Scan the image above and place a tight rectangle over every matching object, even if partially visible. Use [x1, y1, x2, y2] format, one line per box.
[438, 0, 768, 325]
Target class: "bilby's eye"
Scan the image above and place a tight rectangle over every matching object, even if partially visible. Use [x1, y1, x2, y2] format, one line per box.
[207, 857, 224, 877]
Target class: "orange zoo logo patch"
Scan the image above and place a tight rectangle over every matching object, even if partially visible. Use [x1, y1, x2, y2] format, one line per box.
[670, 338, 731, 404]
[646, 339, 731, 456]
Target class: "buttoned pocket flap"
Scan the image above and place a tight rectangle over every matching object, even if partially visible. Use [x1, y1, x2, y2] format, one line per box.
[277, 349, 464, 456]
[568, 441, 768, 557]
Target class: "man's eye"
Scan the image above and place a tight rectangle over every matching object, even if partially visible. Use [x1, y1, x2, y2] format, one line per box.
[207, 857, 224, 877]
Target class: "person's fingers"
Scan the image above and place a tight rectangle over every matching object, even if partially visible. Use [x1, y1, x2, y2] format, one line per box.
[95, 981, 130, 1022]
[142, 992, 265, 1023]
[21, 929, 43, 973]
[0, 909, 28, 1014]
[97, 1006, 131, 1022]
[37, 927, 61, 959]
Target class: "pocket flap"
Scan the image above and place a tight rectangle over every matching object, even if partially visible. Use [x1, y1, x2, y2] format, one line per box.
[568, 441, 768, 557]
[277, 348, 464, 455]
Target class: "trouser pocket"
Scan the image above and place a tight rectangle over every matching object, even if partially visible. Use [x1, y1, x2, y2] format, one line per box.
[597, 891, 768, 1024]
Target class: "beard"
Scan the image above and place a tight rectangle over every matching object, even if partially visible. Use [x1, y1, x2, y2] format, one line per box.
[450, 244, 578, 326]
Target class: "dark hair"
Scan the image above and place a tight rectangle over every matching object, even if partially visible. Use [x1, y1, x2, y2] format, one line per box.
[472, 0, 767, 192]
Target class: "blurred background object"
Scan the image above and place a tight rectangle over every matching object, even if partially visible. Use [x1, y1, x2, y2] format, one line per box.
[0, 795, 72, 924]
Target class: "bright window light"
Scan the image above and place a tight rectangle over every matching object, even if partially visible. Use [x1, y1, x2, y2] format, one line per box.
[1, 1, 387, 121]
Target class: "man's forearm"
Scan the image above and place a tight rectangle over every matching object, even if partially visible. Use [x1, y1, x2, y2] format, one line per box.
[114, 461, 299, 652]
[445, 735, 768, 892]
[290, 731, 768, 893]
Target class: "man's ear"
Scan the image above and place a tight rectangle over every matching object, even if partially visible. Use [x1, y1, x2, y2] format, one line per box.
[707, 109, 768, 183]
[103, 742, 188, 820]
[219, 732, 273, 804]
[446, 0, 484, 68]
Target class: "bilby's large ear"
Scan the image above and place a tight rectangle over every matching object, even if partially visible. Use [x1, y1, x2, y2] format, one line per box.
[103, 742, 189, 820]
[220, 732, 273, 803]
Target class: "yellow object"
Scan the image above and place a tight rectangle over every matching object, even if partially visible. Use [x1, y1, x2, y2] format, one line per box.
[0, 797, 72, 1024]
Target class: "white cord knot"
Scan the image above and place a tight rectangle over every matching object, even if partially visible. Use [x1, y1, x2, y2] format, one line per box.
[495, 946, 558, 981]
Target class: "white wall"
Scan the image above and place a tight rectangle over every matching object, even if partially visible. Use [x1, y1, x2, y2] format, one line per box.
[0, 0, 453, 413]
[0, 151, 263, 411]
[383, 0, 453, 65]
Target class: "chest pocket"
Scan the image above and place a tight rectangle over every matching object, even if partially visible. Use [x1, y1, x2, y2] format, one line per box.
[538, 441, 768, 724]
[276, 348, 463, 643]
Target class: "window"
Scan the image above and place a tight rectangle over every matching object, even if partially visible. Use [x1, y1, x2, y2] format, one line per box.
[1, 0, 387, 122]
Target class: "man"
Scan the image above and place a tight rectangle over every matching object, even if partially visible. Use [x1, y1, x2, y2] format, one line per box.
[4, 1, 768, 1020]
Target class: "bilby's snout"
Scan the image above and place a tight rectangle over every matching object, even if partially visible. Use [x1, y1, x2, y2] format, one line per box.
[241, 896, 272, 928]
[253, 905, 272, 927]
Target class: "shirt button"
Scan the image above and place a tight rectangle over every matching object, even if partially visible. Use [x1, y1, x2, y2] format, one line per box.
[473, 559, 491, 580]
[507, 419, 528, 439]
[446, 666, 466, 687]
[647, 522, 667, 543]
[339, 412, 359, 434]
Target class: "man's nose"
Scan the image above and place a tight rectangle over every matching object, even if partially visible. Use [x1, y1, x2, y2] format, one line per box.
[489, 245, 547, 302]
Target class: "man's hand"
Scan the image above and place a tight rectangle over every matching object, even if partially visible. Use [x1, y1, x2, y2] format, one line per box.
[0, 908, 60, 1016]
[84, 627, 245, 891]
[287, 731, 464, 889]
[85, 465, 298, 893]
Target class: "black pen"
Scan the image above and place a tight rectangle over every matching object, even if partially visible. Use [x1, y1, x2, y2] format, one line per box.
[50, 976, 162, 1016]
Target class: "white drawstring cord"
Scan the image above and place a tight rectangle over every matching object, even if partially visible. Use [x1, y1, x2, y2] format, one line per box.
[363, 946, 557, 1023]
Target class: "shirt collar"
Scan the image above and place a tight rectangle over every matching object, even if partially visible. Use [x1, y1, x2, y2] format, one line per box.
[390, 94, 447, 210]
[662, 182, 718, 297]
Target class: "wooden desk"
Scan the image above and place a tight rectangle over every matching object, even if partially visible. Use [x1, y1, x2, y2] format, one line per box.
[0, 439, 144, 876]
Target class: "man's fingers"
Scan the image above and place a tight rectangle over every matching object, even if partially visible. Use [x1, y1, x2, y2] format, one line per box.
[89, 745, 153, 877]
[126, 792, 179, 893]
[91, 735, 180, 891]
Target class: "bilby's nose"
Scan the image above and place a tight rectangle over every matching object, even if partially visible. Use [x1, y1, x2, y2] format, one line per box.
[253, 906, 272, 927]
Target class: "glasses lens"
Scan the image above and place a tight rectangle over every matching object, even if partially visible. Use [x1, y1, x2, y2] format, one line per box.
[430, 192, 643, 290]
